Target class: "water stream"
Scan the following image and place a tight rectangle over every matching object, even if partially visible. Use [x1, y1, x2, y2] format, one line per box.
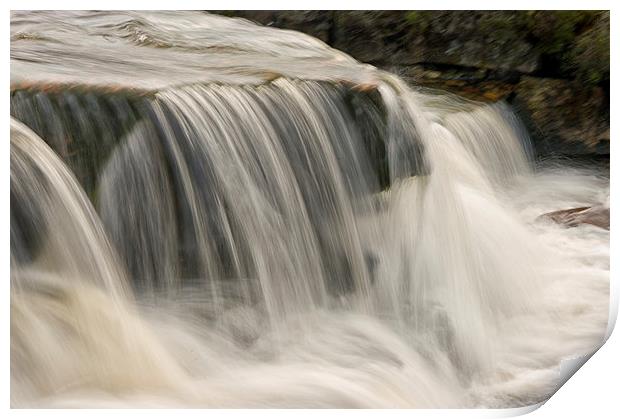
[10, 11, 609, 408]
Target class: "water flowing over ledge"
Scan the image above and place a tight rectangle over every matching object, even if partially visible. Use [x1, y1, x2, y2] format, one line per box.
[10, 10, 609, 408]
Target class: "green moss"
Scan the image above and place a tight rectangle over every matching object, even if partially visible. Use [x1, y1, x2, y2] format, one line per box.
[404, 11, 431, 33]
[570, 11, 609, 85]
[530, 12, 585, 55]
[523, 11, 607, 85]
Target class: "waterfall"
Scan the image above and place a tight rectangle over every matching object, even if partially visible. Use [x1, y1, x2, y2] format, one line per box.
[10, 11, 609, 408]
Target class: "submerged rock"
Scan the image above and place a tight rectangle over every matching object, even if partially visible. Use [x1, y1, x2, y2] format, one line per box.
[539, 205, 609, 230]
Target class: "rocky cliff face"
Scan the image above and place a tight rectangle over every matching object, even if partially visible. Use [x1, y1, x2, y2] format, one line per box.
[214, 11, 610, 158]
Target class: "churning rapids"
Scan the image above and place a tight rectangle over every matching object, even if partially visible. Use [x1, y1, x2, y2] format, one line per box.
[10, 11, 610, 408]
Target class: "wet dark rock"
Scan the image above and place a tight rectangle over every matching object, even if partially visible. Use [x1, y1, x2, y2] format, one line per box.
[215, 11, 334, 43]
[214, 11, 609, 160]
[407, 11, 538, 73]
[10, 87, 146, 197]
[224, 11, 541, 73]
[512, 77, 609, 156]
[394, 65, 516, 102]
[330, 11, 424, 65]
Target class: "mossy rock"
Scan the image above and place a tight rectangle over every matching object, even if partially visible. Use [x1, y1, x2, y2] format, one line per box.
[512, 76, 609, 156]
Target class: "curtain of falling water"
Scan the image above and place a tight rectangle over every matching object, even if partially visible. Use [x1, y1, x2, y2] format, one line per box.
[10, 120, 191, 404]
[10, 119, 127, 297]
[146, 81, 378, 320]
[10, 11, 609, 408]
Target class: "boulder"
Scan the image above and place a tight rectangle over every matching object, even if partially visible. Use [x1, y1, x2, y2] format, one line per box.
[407, 11, 538, 73]
[210, 11, 610, 160]
[512, 77, 609, 156]
[393, 65, 516, 102]
[539, 205, 609, 230]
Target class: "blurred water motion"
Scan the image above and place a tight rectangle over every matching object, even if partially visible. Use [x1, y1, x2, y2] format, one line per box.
[10, 11, 609, 408]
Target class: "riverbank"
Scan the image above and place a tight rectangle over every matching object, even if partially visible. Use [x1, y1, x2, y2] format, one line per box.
[214, 11, 610, 159]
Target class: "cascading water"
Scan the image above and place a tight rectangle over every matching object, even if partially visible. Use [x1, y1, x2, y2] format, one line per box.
[10, 11, 610, 408]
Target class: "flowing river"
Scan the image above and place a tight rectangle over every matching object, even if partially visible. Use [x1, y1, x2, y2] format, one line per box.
[10, 11, 610, 408]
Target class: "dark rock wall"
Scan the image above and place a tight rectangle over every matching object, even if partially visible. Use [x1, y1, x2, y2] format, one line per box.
[214, 11, 610, 158]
